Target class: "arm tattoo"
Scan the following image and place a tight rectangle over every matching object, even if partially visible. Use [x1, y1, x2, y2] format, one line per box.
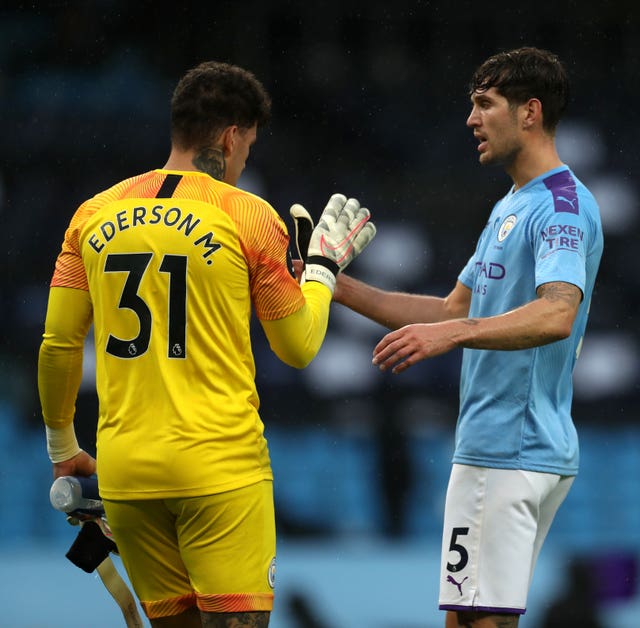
[537, 281, 582, 308]
[193, 147, 226, 180]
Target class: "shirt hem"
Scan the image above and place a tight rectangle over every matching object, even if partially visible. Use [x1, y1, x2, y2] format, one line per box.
[451, 455, 578, 476]
[439, 604, 525, 615]
[99, 471, 273, 501]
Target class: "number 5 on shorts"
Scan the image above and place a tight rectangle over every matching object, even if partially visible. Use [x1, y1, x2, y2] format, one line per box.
[446, 527, 469, 573]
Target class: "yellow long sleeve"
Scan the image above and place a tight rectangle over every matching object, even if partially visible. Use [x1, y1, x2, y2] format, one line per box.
[259, 281, 332, 369]
[38, 287, 93, 429]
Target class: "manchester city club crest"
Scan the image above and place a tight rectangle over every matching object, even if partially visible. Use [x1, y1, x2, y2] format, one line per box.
[267, 556, 276, 588]
[498, 214, 517, 242]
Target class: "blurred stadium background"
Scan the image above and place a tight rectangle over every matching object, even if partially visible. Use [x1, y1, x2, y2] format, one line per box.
[1, 1, 639, 626]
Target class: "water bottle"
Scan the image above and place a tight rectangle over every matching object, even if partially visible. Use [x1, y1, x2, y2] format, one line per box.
[49, 476, 104, 514]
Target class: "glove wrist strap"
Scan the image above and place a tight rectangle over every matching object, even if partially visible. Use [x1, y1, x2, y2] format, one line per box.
[304, 256, 339, 292]
[306, 255, 339, 276]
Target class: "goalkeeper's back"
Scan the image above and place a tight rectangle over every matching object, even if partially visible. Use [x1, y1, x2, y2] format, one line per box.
[51, 168, 304, 500]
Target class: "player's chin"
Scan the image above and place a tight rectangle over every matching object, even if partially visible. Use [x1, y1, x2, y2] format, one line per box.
[479, 152, 504, 168]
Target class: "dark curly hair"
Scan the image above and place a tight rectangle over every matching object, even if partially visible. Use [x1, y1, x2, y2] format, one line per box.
[469, 47, 569, 133]
[170, 61, 272, 151]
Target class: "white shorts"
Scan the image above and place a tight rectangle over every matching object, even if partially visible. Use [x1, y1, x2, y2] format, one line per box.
[438, 464, 573, 614]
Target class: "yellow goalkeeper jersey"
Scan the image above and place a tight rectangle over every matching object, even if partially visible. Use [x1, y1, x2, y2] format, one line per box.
[51, 169, 305, 499]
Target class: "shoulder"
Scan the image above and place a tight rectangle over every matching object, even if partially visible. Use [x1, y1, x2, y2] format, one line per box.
[543, 169, 602, 241]
[514, 168, 594, 226]
[217, 185, 286, 237]
[74, 172, 157, 218]
[64, 172, 157, 235]
[538, 167, 598, 211]
[221, 184, 278, 216]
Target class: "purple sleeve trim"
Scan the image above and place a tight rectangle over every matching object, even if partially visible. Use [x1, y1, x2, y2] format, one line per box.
[543, 169, 579, 215]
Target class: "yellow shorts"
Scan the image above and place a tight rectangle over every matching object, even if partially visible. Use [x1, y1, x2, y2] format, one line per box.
[103, 480, 275, 619]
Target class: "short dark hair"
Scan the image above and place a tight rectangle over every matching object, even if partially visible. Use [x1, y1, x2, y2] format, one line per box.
[170, 61, 272, 150]
[469, 47, 569, 133]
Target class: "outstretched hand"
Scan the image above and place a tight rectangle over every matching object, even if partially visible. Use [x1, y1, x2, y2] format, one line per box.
[372, 323, 458, 374]
[289, 193, 376, 293]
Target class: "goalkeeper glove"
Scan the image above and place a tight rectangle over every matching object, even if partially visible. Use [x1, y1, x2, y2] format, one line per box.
[290, 203, 314, 261]
[290, 193, 376, 293]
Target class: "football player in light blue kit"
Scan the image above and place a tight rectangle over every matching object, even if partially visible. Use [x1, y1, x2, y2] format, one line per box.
[331, 48, 603, 627]
[455, 163, 602, 474]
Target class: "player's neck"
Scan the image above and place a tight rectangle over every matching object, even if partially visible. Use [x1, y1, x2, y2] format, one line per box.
[507, 139, 563, 190]
[162, 147, 201, 173]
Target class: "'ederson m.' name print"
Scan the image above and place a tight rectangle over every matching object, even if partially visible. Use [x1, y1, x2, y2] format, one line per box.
[86, 203, 222, 264]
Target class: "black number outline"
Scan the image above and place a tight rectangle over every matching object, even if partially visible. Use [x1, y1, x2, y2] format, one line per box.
[104, 253, 187, 359]
[159, 254, 187, 359]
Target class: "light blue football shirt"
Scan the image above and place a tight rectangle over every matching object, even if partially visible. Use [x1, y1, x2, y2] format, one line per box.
[455, 166, 603, 475]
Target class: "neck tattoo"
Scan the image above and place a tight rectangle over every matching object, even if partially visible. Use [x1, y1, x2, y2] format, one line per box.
[193, 148, 226, 180]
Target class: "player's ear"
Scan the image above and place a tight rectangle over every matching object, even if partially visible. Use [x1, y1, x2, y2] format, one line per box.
[220, 125, 238, 156]
[522, 98, 542, 130]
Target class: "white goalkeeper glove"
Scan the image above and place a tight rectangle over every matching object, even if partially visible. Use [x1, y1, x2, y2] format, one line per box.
[290, 193, 376, 293]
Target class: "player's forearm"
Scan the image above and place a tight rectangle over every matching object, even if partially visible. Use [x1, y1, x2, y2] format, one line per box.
[260, 281, 332, 368]
[38, 340, 84, 428]
[39, 287, 93, 460]
[39, 341, 84, 461]
[39, 287, 92, 425]
[451, 296, 576, 351]
[333, 273, 449, 329]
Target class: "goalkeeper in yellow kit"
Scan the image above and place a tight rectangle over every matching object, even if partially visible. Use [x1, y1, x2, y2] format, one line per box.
[38, 61, 375, 628]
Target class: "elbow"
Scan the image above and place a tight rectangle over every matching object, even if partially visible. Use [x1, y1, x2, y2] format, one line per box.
[559, 318, 574, 340]
[443, 296, 470, 322]
[557, 303, 579, 340]
[41, 331, 84, 352]
[274, 348, 316, 370]
[546, 312, 575, 343]
[537, 282, 582, 343]
[556, 320, 574, 341]
[284, 355, 313, 370]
